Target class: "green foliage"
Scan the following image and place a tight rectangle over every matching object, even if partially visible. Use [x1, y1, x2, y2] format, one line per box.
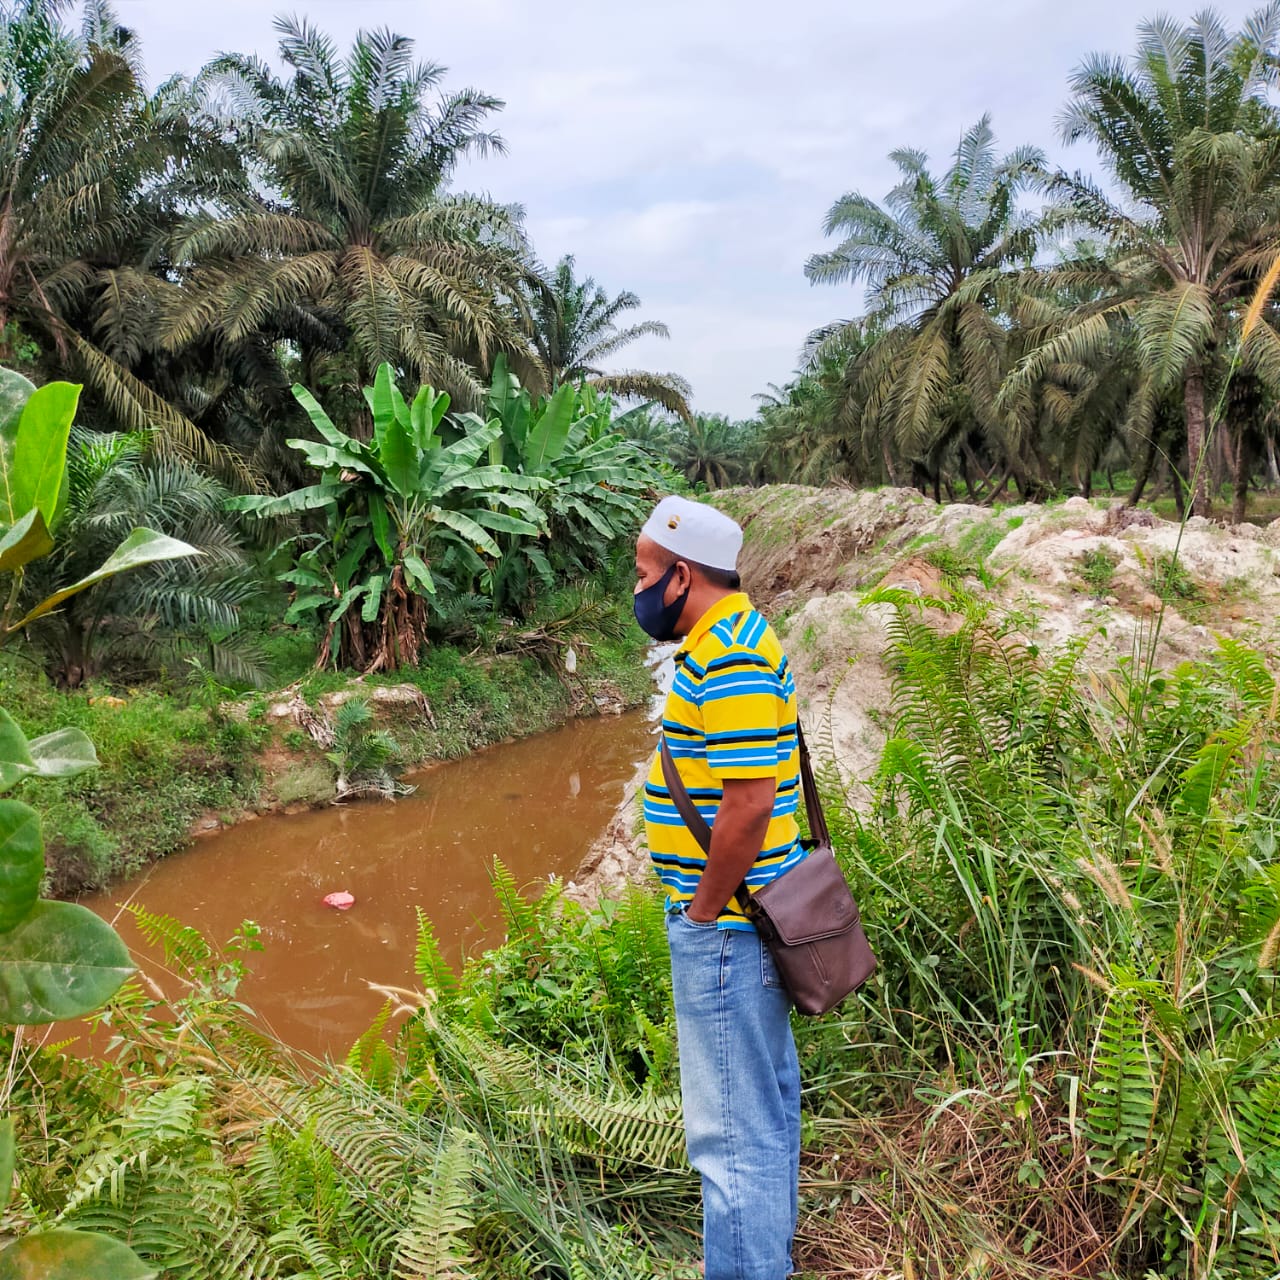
[0, 696, 146, 1275]
[0, 1229, 156, 1279]
[233, 364, 546, 672]
[841, 591, 1280, 1273]
[19, 432, 262, 688]
[1145, 550, 1203, 613]
[530, 254, 692, 418]
[481, 359, 662, 613]
[1078, 546, 1120, 595]
[178, 15, 527, 408]
[0, 370, 199, 647]
[326, 695, 410, 799]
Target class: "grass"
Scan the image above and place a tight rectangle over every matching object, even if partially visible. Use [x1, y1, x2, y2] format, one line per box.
[0, 664, 268, 894]
[8, 587, 1279, 1279]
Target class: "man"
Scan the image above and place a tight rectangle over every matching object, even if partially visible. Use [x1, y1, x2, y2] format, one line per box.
[634, 494, 804, 1280]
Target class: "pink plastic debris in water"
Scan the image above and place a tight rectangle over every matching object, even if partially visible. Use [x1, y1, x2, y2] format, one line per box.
[323, 891, 355, 910]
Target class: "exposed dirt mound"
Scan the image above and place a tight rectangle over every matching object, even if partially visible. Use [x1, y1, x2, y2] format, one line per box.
[575, 488, 1280, 898]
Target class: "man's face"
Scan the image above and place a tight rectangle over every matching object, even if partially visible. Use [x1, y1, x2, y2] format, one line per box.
[634, 537, 675, 601]
[634, 535, 686, 600]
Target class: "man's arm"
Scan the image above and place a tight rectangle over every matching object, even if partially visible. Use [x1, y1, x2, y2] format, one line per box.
[686, 776, 776, 922]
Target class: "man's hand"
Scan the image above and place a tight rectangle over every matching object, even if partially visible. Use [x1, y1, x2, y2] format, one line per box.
[686, 776, 777, 921]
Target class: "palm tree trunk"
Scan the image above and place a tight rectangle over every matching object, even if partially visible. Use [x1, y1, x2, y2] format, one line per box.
[1169, 462, 1185, 520]
[1184, 371, 1211, 517]
[1232, 427, 1251, 525]
[1127, 428, 1159, 507]
[1266, 431, 1280, 488]
[881, 440, 900, 486]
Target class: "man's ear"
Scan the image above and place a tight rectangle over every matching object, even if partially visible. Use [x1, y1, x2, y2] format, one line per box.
[670, 559, 693, 599]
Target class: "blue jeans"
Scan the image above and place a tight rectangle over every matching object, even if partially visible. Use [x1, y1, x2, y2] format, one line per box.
[666, 907, 801, 1280]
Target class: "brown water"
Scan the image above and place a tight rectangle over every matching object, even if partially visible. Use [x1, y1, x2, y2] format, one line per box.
[78, 710, 657, 1060]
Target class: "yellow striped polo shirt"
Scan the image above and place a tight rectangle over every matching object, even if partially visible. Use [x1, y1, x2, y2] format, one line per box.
[644, 592, 805, 929]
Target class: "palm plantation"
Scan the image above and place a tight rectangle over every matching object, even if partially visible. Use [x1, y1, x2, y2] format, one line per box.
[805, 117, 1048, 500]
[170, 17, 533, 420]
[2, 3, 1280, 1279]
[0, 0, 227, 457]
[1004, 5, 1280, 517]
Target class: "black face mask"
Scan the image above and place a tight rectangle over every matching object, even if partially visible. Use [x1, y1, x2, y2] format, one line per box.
[633, 563, 689, 641]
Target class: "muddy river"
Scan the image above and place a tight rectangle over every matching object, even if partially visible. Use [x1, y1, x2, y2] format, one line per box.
[77, 709, 658, 1059]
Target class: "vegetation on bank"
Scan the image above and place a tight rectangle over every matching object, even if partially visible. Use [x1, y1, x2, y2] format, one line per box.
[2, 593, 1275, 1279]
[3, 574, 651, 896]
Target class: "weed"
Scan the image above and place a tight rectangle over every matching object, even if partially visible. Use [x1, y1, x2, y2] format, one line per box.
[1077, 547, 1120, 596]
[1146, 550, 1205, 616]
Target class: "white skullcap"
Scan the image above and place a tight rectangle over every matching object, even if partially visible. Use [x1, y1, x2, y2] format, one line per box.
[640, 495, 743, 572]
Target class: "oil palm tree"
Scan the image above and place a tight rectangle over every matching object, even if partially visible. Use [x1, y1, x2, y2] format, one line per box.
[169, 17, 535, 418]
[667, 414, 753, 489]
[18, 430, 261, 687]
[806, 117, 1048, 500]
[531, 255, 692, 418]
[0, 0, 224, 457]
[1006, 6, 1280, 517]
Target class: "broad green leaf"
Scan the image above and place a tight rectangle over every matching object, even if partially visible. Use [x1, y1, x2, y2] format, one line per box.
[0, 1118, 13, 1214]
[375, 402, 419, 498]
[439, 419, 502, 467]
[370, 363, 406, 454]
[440, 465, 548, 493]
[409, 385, 446, 450]
[228, 484, 341, 516]
[361, 573, 387, 622]
[11, 382, 80, 529]
[0, 1229, 155, 1279]
[291, 383, 353, 448]
[487, 353, 518, 424]
[431, 510, 500, 558]
[329, 583, 366, 621]
[0, 900, 133, 1022]
[277, 566, 328, 588]
[286, 438, 380, 480]
[0, 509, 52, 574]
[0, 370, 36, 527]
[525, 383, 576, 472]
[369, 499, 395, 564]
[0, 800, 43, 934]
[284, 592, 333, 624]
[333, 530, 373, 588]
[403, 554, 435, 596]
[25, 728, 98, 782]
[0, 710, 35, 794]
[460, 508, 540, 536]
[10, 528, 199, 633]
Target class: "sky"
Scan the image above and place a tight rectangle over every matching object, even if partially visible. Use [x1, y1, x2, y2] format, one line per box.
[121, 0, 1263, 417]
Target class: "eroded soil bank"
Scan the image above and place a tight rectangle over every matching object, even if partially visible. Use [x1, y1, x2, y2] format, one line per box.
[574, 487, 1280, 899]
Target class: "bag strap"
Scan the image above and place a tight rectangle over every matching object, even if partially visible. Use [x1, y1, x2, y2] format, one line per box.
[795, 723, 831, 848]
[659, 722, 830, 917]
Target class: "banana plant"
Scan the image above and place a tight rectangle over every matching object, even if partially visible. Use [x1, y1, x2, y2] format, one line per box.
[482, 357, 662, 609]
[0, 369, 199, 644]
[231, 364, 547, 671]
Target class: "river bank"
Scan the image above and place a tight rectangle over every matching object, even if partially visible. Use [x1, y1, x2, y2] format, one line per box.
[1, 603, 652, 898]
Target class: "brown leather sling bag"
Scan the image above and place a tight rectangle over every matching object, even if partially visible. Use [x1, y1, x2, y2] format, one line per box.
[660, 724, 876, 1016]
